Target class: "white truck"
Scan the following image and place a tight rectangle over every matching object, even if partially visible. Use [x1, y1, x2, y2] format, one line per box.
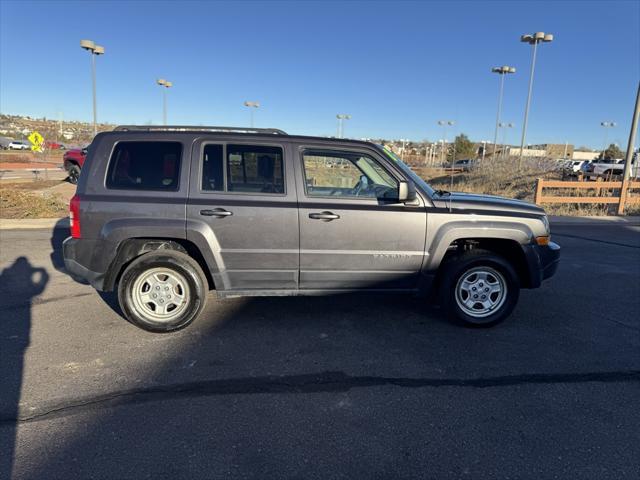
[584, 157, 639, 179]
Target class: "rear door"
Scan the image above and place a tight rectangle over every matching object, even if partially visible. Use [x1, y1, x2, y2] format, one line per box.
[186, 137, 299, 291]
[294, 144, 427, 290]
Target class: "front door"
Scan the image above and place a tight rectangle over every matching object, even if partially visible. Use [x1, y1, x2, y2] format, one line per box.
[187, 139, 299, 291]
[295, 146, 427, 290]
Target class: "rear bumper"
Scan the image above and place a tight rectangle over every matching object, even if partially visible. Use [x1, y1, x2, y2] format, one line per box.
[522, 241, 561, 288]
[63, 237, 106, 290]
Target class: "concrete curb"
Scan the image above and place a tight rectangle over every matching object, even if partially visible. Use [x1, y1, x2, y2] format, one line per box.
[0, 217, 68, 230]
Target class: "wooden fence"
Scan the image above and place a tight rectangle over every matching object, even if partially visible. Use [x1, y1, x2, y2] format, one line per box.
[534, 177, 640, 215]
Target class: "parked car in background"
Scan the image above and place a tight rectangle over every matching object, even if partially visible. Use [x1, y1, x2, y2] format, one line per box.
[45, 141, 66, 150]
[63, 146, 88, 184]
[563, 160, 587, 176]
[584, 158, 626, 178]
[7, 141, 31, 150]
[450, 159, 476, 171]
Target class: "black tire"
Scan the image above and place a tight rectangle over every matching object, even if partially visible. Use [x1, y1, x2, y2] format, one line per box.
[439, 249, 520, 328]
[68, 164, 80, 184]
[117, 250, 208, 332]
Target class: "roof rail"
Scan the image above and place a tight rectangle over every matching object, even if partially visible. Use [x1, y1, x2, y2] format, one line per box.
[113, 125, 288, 135]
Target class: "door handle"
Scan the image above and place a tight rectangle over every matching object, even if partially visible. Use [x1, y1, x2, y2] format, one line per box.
[309, 211, 340, 221]
[200, 208, 233, 217]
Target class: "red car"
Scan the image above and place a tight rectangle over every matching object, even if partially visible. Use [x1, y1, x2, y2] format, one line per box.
[63, 147, 88, 184]
[45, 141, 66, 150]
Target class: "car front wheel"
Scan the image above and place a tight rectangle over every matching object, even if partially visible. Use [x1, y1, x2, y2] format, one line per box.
[439, 250, 520, 327]
[118, 250, 208, 332]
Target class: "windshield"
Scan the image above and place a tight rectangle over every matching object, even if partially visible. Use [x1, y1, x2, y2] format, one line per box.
[377, 144, 435, 197]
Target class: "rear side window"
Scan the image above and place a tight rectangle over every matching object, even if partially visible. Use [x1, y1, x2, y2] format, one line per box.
[202, 144, 224, 191]
[227, 145, 284, 194]
[106, 141, 182, 191]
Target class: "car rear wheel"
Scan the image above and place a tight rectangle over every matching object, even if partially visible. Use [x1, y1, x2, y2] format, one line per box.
[68, 164, 80, 184]
[118, 250, 208, 332]
[439, 249, 519, 327]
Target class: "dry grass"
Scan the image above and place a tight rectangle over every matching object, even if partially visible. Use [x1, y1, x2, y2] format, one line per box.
[423, 156, 631, 216]
[0, 182, 68, 218]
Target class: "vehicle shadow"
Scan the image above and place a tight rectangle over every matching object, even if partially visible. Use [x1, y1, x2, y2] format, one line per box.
[0, 257, 48, 480]
[49, 218, 70, 273]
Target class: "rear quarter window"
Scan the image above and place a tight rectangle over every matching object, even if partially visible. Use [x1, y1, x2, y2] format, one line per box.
[106, 141, 182, 191]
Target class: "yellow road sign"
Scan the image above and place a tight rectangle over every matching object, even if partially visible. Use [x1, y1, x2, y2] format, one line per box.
[28, 131, 44, 152]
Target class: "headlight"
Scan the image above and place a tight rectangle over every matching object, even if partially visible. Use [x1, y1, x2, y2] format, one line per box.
[540, 215, 550, 234]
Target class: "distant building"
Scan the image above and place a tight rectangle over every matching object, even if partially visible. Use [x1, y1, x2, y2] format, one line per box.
[572, 150, 599, 161]
[507, 143, 596, 159]
[527, 143, 574, 158]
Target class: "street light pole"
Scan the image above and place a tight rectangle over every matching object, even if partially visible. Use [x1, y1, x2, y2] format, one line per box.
[244, 101, 260, 128]
[491, 66, 516, 158]
[156, 79, 173, 125]
[336, 114, 351, 138]
[600, 121, 616, 159]
[438, 120, 455, 165]
[518, 32, 553, 168]
[618, 82, 640, 214]
[80, 39, 105, 136]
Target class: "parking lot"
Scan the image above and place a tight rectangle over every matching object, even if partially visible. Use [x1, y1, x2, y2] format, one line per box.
[0, 221, 639, 479]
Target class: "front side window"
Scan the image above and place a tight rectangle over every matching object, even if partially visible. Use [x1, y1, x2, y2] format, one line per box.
[106, 141, 182, 190]
[302, 150, 398, 199]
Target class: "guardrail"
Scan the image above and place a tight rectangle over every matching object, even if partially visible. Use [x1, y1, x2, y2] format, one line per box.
[534, 177, 640, 215]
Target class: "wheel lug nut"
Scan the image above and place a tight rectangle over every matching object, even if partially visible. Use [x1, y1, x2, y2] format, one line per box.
[167, 295, 171, 299]
[485, 288, 489, 292]
[481, 295, 486, 299]
[155, 286, 160, 290]
[165, 286, 169, 291]
[152, 294, 157, 298]
[473, 294, 478, 298]
[472, 287, 476, 291]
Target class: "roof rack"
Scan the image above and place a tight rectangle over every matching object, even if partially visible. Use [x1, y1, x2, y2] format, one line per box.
[113, 125, 288, 135]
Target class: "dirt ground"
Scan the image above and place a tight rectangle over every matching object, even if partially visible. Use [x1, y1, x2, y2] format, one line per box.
[0, 180, 75, 219]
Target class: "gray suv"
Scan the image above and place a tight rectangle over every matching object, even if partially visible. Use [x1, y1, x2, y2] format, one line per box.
[63, 126, 560, 332]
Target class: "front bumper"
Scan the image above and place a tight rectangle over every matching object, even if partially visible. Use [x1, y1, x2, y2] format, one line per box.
[522, 241, 561, 288]
[63, 237, 106, 290]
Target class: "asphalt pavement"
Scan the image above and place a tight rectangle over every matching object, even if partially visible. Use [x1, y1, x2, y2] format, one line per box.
[0, 222, 638, 479]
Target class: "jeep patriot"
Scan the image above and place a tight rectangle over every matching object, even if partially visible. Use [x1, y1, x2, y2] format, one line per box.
[63, 126, 560, 332]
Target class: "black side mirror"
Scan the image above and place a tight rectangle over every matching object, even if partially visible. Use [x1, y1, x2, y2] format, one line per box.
[398, 180, 417, 202]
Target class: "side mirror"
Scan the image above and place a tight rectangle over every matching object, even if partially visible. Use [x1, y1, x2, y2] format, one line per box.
[398, 180, 417, 202]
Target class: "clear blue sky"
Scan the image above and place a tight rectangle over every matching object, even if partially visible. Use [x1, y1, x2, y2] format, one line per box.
[1, 0, 638, 148]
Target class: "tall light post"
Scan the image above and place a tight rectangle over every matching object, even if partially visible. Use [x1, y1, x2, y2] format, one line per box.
[80, 39, 105, 136]
[499, 122, 514, 158]
[156, 79, 173, 125]
[438, 120, 455, 165]
[336, 114, 351, 138]
[244, 101, 260, 128]
[518, 31, 553, 168]
[600, 121, 616, 159]
[491, 66, 516, 158]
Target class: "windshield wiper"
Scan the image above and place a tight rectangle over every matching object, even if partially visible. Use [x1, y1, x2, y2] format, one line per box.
[434, 189, 451, 197]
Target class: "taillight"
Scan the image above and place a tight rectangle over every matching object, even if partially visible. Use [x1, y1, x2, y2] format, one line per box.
[70, 194, 81, 238]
